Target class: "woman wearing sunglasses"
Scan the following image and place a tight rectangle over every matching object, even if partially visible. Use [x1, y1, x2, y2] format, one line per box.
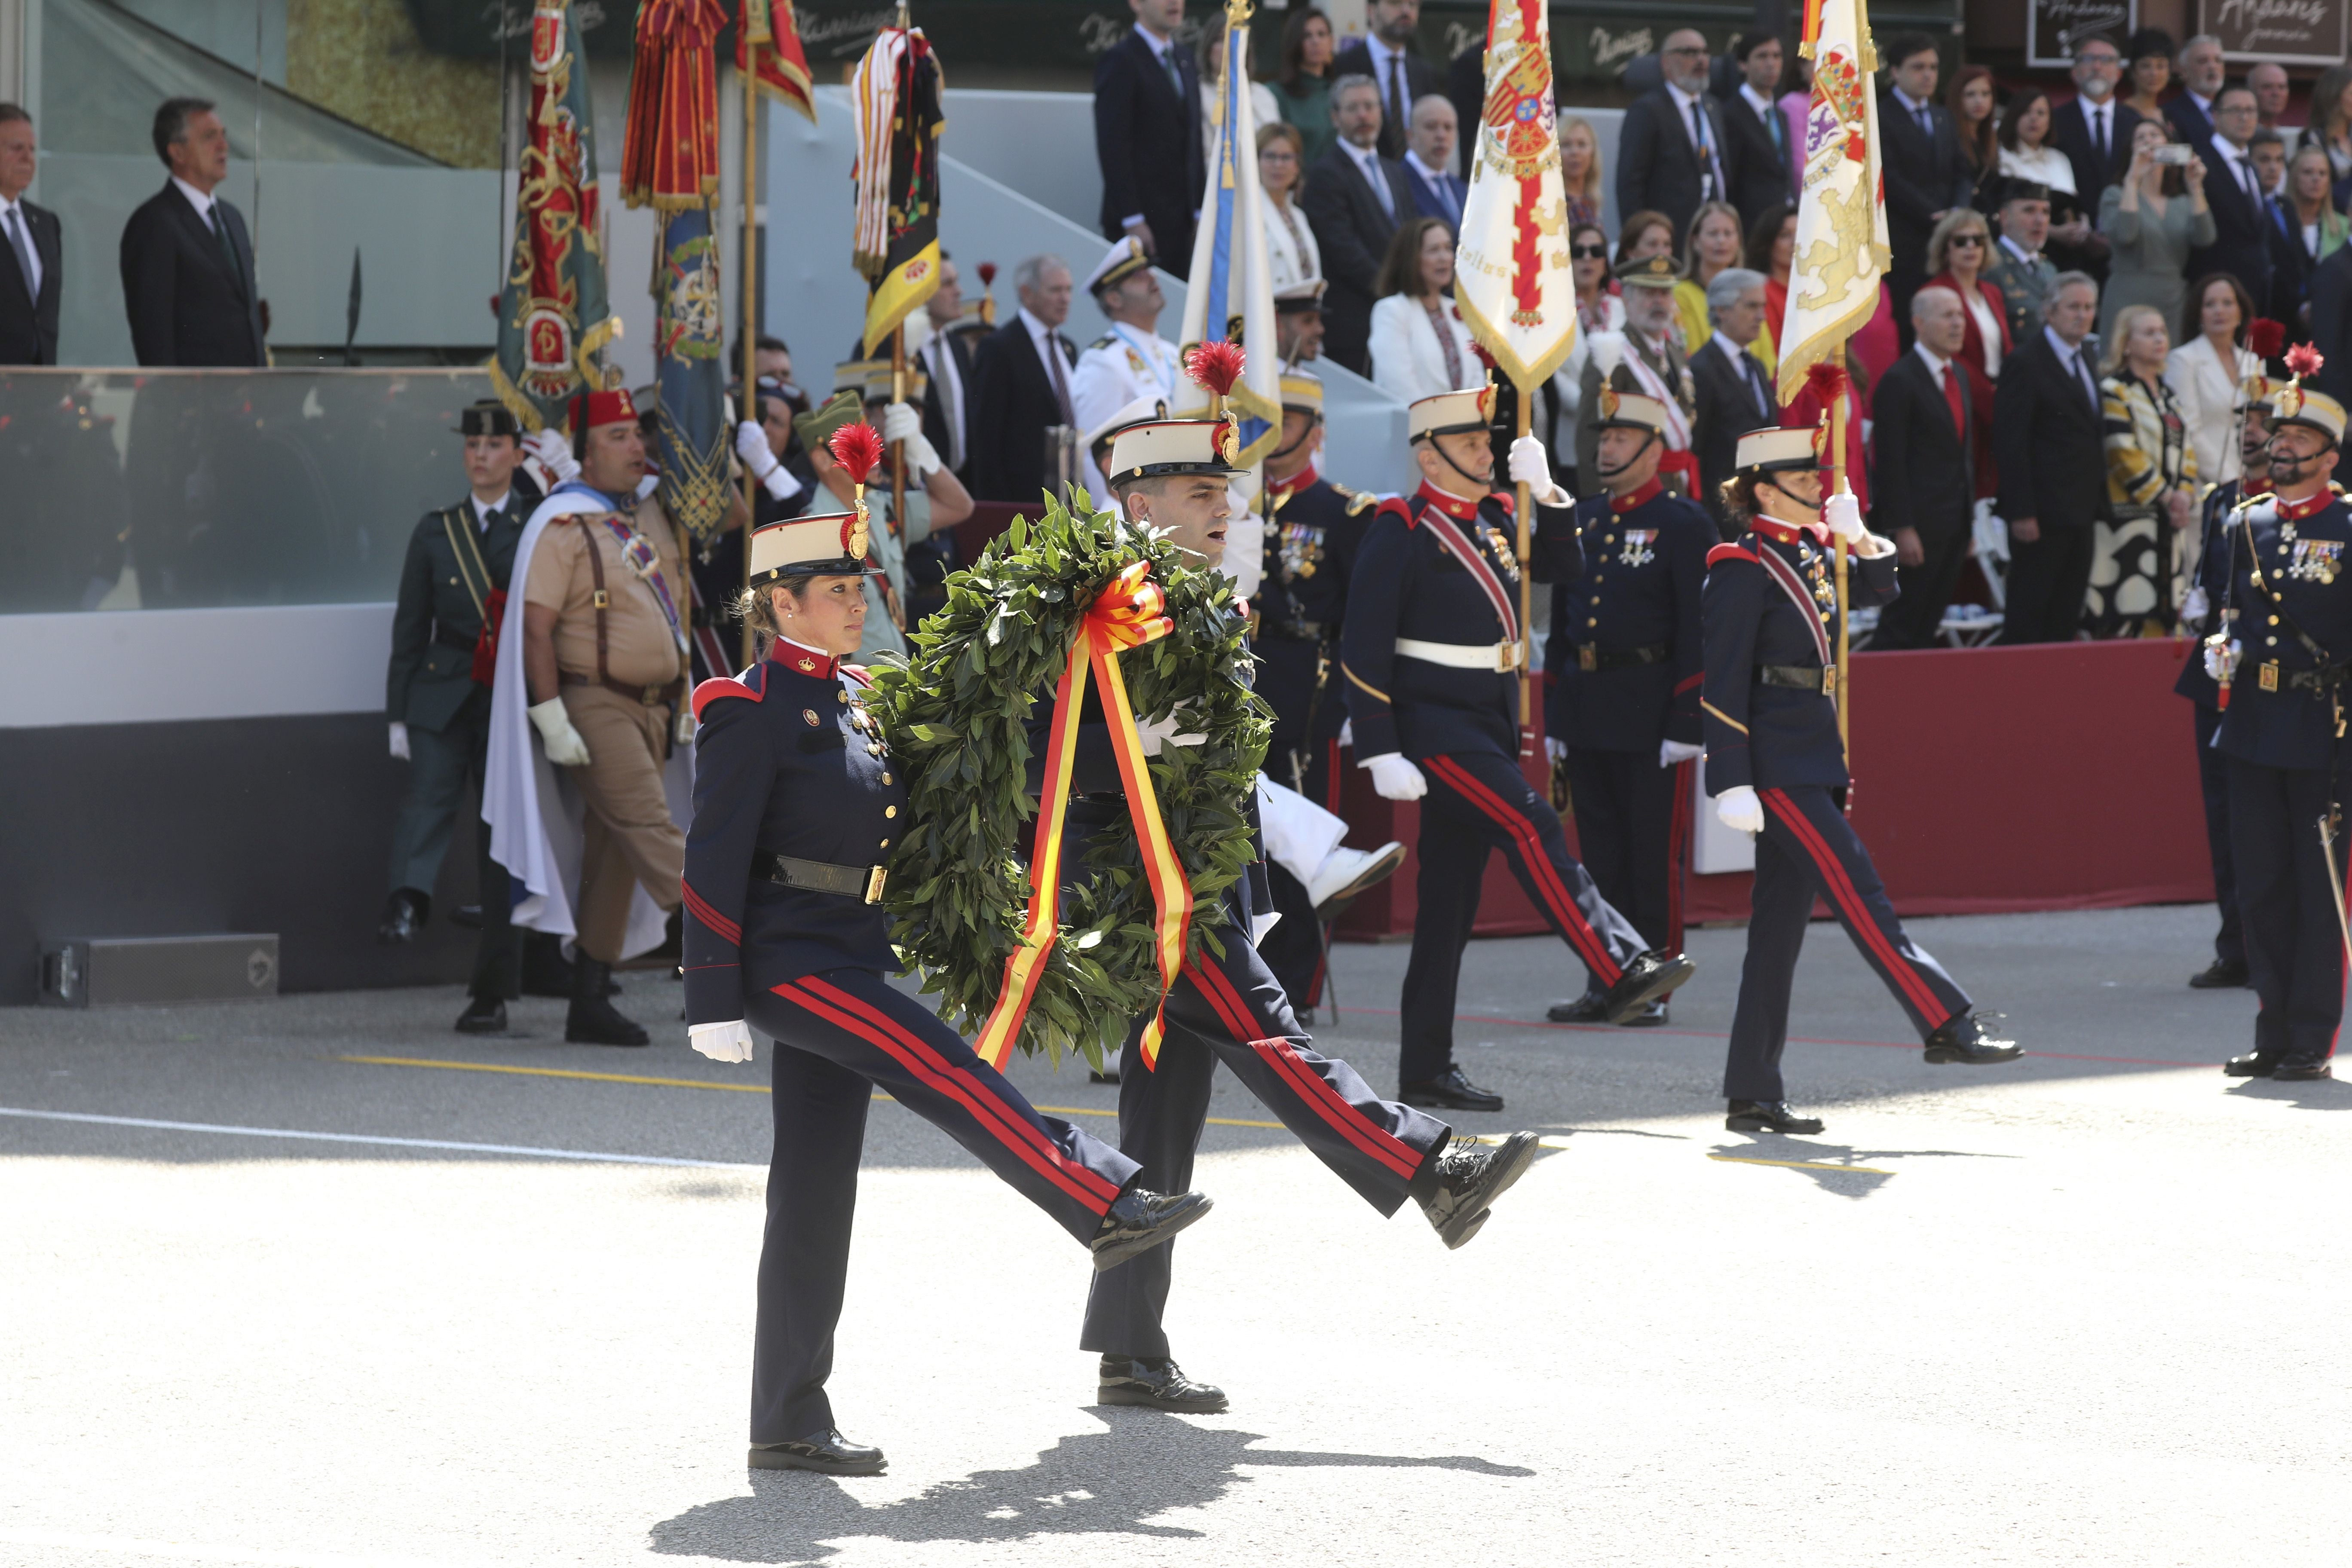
[1923, 207, 2010, 500]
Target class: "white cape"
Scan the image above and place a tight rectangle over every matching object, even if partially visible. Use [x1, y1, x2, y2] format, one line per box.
[483, 486, 695, 959]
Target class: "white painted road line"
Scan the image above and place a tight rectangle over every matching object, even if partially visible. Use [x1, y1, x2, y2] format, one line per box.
[0, 1106, 762, 1171]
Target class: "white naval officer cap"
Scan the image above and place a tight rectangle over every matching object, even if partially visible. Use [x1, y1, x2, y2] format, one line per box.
[1084, 236, 1155, 297]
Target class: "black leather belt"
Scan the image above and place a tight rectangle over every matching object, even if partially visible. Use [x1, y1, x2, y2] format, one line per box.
[2263, 662, 2351, 692]
[434, 624, 480, 653]
[1758, 663, 1835, 695]
[1258, 617, 1329, 643]
[1569, 642, 1667, 673]
[764, 853, 888, 903]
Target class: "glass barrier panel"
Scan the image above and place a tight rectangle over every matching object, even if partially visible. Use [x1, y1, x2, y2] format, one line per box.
[0, 367, 496, 615]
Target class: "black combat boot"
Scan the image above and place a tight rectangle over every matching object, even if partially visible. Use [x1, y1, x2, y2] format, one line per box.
[566, 956, 648, 1047]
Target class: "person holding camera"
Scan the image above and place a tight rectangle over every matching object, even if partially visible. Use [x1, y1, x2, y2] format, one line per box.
[2098, 119, 2212, 343]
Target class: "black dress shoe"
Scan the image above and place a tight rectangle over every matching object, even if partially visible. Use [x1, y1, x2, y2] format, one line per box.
[1417, 1130, 1539, 1250]
[1601, 950, 1696, 1024]
[1618, 997, 1669, 1028]
[451, 903, 484, 930]
[2189, 958, 2250, 989]
[565, 958, 648, 1047]
[1923, 1010, 2024, 1065]
[748, 1428, 886, 1475]
[376, 888, 429, 946]
[2273, 1059, 2335, 1081]
[454, 995, 507, 1034]
[1091, 1187, 1212, 1272]
[1098, 1354, 1229, 1413]
[1545, 990, 1609, 1023]
[1400, 1065, 1504, 1112]
[1726, 1099, 1825, 1134]
[2223, 1051, 2282, 1077]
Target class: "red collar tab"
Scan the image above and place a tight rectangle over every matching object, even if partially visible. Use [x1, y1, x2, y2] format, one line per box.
[1268, 462, 1320, 499]
[1413, 481, 1481, 521]
[1752, 516, 1829, 548]
[770, 642, 839, 679]
[2276, 487, 2336, 521]
[1610, 479, 1664, 514]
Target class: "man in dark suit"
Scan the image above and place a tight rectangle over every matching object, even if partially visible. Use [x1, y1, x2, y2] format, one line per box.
[1616, 29, 1732, 249]
[1301, 75, 1415, 376]
[2165, 33, 2226, 149]
[1400, 95, 1464, 229]
[0, 105, 60, 365]
[2308, 243, 2352, 407]
[1873, 288, 1980, 649]
[1877, 34, 1972, 339]
[1993, 273, 2107, 644]
[917, 254, 974, 484]
[2190, 85, 2277, 318]
[119, 97, 265, 367]
[968, 253, 1080, 503]
[1333, 0, 1439, 163]
[1093, 0, 1203, 279]
[1719, 34, 1792, 232]
[2051, 37, 2139, 225]
[1686, 267, 1773, 529]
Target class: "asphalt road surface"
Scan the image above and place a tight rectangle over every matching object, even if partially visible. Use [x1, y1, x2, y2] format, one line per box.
[5, 904, 2349, 1568]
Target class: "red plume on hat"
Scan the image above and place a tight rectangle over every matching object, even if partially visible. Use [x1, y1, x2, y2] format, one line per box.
[1803, 360, 1847, 405]
[1185, 340, 1246, 420]
[2285, 342, 2325, 381]
[2249, 318, 2286, 360]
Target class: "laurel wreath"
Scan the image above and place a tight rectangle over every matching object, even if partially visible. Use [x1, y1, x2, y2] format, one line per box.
[865, 496, 1271, 1069]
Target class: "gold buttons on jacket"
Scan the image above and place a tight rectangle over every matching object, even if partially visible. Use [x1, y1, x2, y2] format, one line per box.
[885, 805, 897, 818]
[881, 772, 893, 784]
[836, 690, 848, 704]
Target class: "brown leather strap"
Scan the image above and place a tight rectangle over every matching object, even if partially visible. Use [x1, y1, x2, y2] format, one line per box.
[580, 520, 612, 688]
[560, 670, 685, 705]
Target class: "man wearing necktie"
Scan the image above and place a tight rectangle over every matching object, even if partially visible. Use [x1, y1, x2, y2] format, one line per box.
[1401, 95, 1466, 228]
[381, 402, 545, 1029]
[1092, 0, 1204, 279]
[1723, 34, 1794, 231]
[2054, 38, 2142, 236]
[1877, 34, 1974, 343]
[0, 105, 61, 367]
[1994, 274, 2110, 643]
[118, 97, 265, 367]
[1687, 267, 1775, 528]
[2187, 85, 2278, 317]
[1873, 288, 1984, 648]
[1614, 31, 1730, 250]
[1331, 0, 1440, 162]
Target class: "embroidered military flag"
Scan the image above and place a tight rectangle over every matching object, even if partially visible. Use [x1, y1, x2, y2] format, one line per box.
[1774, 0, 1890, 402]
[850, 24, 946, 356]
[1454, 0, 1578, 389]
[739, 0, 817, 124]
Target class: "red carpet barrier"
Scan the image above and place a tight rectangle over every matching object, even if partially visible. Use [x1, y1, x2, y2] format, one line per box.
[1335, 637, 2212, 939]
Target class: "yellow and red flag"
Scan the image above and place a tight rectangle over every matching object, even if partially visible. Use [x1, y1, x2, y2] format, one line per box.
[850, 23, 946, 356]
[1775, 0, 1890, 402]
[739, 0, 817, 124]
[1453, 0, 1577, 389]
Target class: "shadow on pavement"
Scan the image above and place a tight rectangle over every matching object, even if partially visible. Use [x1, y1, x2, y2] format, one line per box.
[2225, 1077, 2352, 1111]
[648, 1410, 1533, 1564]
[1708, 1138, 2020, 1200]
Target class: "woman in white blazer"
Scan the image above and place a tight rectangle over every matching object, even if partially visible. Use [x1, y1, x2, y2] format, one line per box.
[2163, 273, 2263, 489]
[1367, 217, 1478, 404]
[1259, 122, 1322, 295]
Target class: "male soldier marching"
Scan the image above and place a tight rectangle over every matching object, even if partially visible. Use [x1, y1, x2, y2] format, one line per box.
[380, 401, 541, 1031]
[1544, 389, 1715, 1028]
[518, 387, 691, 1045]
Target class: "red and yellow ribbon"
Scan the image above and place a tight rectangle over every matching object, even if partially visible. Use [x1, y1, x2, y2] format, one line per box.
[976, 562, 1194, 1071]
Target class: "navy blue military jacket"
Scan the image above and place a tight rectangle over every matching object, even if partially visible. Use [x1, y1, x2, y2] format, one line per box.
[1700, 518, 1900, 793]
[2215, 487, 2352, 772]
[682, 643, 905, 1026]
[2174, 479, 2249, 706]
[1253, 466, 1373, 747]
[1545, 478, 1713, 753]
[1342, 480, 1578, 760]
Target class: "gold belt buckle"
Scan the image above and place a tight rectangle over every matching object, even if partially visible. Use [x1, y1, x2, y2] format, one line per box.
[1577, 645, 1596, 673]
[2260, 661, 2281, 692]
[1821, 665, 1838, 700]
[640, 683, 665, 705]
[863, 865, 888, 904]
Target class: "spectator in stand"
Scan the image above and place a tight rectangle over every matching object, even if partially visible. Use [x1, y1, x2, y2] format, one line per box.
[2309, 239, 2352, 407]
[1872, 287, 1980, 649]
[2255, 129, 2291, 203]
[2166, 273, 2262, 489]
[1744, 202, 1796, 379]
[1549, 220, 1623, 491]
[2301, 65, 2352, 182]
[1196, 7, 1280, 171]
[916, 259, 974, 486]
[2053, 35, 2138, 227]
[2187, 85, 2276, 318]
[1673, 202, 1745, 359]
[967, 253, 1079, 503]
[2166, 34, 2227, 149]
[1988, 178, 2060, 341]
[1994, 271, 2108, 644]
[0, 104, 59, 367]
[2098, 120, 2213, 342]
[2269, 144, 2348, 325]
[1687, 266, 1773, 529]
[1400, 95, 1464, 229]
[1923, 208, 2008, 496]
[1269, 6, 1338, 169]
[1616, 30, 1731, 249]
[1722, 33, 1792, 232]
[2121, 29, 2175, 124]
[1558, 116, 1604, 236]
[1093, 0, 1204, 278]
[1258, 122, 1322, 297]
[1879, 33, 1972, 339]
[1332, 0, 1438, 163]
[119, 97, 264, 367]
[1948, 64, 2000, 214]
[2251, 62, 2294, 136]
[2090, 305, 2196, 638]
[1301, 73, 1412, 375]
[1616, 208, 1677, 270]
[2003, 88, 2096, 272]
[1366, 216, 1473, 404]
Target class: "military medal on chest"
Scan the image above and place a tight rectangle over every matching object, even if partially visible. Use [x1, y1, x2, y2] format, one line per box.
[1479, 523, 1521, 582]
[2288, 536, 2343, 584]
[1617, 528, 1656, 569]
[1277, 521, 1326, 582]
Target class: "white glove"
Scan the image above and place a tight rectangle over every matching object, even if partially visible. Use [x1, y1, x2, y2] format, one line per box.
[1362, 752, 1428, 801]
[689, 1020, 756, 1063]
[881, 402, 943, 479]
[1135, 712, 1206, 755]
[1714, 784, 1764, 833]
[524, 428, 579, 486]
[634, 473, 660, 502]
[1544, 735, 1568, 764]
[2182, 585, 2211, 626]
[527, 696, 592, 767]
[1507, 435, 1571, 507]
[1822, 491, 1864, 542]
[2204, 637, 2242, 683]
[735, 420, 802, 501]
[1660, 738, 1703, 767]
[389, 721, 410, 761]
[1338, 718, 1354, 749]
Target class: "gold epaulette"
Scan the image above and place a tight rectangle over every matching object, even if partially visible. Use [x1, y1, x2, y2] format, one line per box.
[2230, 487, 2274, 514]
[1330, 483, 1377, 516]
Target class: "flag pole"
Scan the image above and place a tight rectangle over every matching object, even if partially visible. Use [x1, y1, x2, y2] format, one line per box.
[1514, 389, 1535, 757]
[1829, 344, 1850, 766]
[738, 35, 763, 669]
[888, 0, 911, 587]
